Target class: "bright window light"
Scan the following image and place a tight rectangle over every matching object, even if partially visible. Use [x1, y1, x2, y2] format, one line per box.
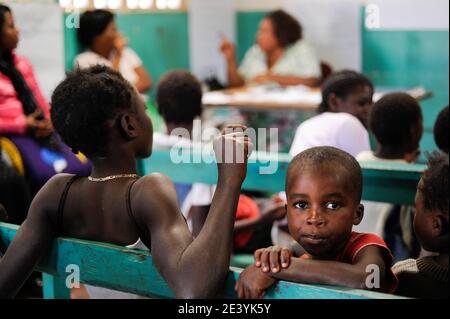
[59, 0, 72, 9]
[94, 0, 108, 9]
[73, 0, 89, 9]
[138, 0, 153, 9]
[167, 0, 180, 10]
[126, 0, 139, 9]
[156, 0, 167, 10]
[108, 0, 122, 10]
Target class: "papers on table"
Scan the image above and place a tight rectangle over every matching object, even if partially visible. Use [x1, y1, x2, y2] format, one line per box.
[203, 85, 431, 108]
[203, 85, 321, 107]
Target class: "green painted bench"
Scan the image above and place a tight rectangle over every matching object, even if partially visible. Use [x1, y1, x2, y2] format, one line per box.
[0, 223, 405, 299]
[139, 149, 426, 206]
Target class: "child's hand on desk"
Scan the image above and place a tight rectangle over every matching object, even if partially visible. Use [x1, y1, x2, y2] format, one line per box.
[254, 245, 293, 274]
[235, 265, 276, 299]
[213, 124, 254, 184]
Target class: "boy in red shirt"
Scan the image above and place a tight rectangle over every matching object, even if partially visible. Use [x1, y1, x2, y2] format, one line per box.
[235, 146, 398, 298]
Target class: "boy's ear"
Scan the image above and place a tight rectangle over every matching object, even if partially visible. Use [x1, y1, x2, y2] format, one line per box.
[119, 114, 138, 140]
[353, 204, 364, 226]
[432, 213, 449, 237]
[328, 93, 341, 112]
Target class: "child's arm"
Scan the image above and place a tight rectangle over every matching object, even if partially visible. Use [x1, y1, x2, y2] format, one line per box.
[134, 127, 253, 298]
[260, 245, 391, 292]
[234, 204, 286, 235]
[235, 265, 276, 299]
[236, 245, 391, 299]
[0, 175, 66, 298]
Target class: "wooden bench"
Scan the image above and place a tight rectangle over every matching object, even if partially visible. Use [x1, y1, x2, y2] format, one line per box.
[139, 149, 425, 205]
[0, 222, 405, 299]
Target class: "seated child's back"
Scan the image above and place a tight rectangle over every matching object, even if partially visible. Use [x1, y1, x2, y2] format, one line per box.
[356, 93, 423, 261]
[393, 153, 449, 299]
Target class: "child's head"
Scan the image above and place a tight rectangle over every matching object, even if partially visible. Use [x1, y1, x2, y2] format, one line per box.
[320, 70, 374, 127]
[51, 65, 152, 158]
[434, 106, 449, 154]
[156, 70, 203, 128]
[285, 146, 364, 259]
[414, 152, 449, 254]
[370, 93, 423, 162]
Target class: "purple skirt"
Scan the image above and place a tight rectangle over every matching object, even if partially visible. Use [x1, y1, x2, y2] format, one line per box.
[8, 135, 92, 194]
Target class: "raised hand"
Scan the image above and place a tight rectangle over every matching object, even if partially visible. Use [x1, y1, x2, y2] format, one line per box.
[213, 124, 253, 184]
[219, 34, 236, 63]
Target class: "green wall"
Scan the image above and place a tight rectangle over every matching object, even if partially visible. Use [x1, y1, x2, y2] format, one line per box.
[363, 30, 449, 159]
[236, 12, 266, 62]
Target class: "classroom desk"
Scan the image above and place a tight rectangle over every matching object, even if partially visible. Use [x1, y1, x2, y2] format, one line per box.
[202, 86, 432, 111]
[138, 149, 425, 206]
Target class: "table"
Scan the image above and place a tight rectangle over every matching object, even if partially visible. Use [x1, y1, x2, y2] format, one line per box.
[202, 85, 432, 111]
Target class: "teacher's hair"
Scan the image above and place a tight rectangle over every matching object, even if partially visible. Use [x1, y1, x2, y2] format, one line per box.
[266, 10, 302, 48]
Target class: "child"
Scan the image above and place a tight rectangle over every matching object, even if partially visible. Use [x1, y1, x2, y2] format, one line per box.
[393, 153, 449, 299]
[356, 93, 423, 260]
[433, 106, 448, 154]
[155, 71, 285, 251]
[154, 70, 206, 214]
[1, 5, 91, 195]
[75, 9, 152, 95]
[290, 70, 373, 158]
[358, 93, 423, 163]
[235, 147, 398, 299]
[0, 66, 252, 299]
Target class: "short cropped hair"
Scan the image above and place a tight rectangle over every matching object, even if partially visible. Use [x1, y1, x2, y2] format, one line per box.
[51, 65, 137, 157]
[434, 106, 449, 153]
[419, 152, 449, 216]
[320, 70, 374, 112]
[77, 9, 114, 48]
[369, 93, 423, 151]
[266, 10, 302, 48]
[286, 146, 363, 202]
[156, 70, 203, 125]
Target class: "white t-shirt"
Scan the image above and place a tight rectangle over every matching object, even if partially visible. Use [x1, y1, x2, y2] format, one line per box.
[289, 112, 371, 158]
[74, 48, 142, 85]
[239, 39, 321, 81]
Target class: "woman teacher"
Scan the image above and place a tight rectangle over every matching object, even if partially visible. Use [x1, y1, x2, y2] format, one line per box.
[221, 10, 321, 88]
